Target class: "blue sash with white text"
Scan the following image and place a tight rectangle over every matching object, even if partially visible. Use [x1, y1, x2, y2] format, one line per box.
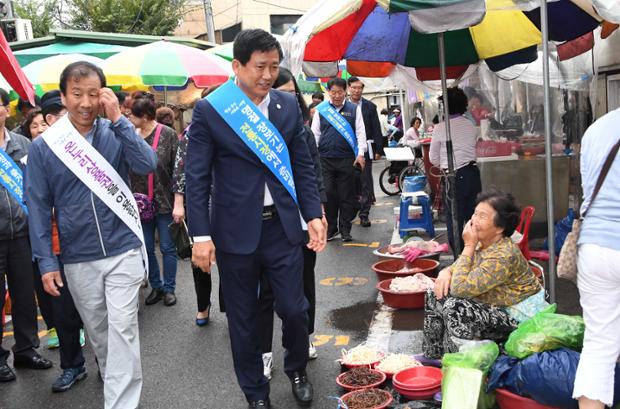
[316, 101, 358, 156]
[0, 148, 27, 214]
[206, 81, 298, 204]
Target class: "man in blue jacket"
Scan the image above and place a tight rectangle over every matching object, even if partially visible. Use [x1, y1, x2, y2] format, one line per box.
[25, 62, 157, 409]
[186, 29, 326, 409]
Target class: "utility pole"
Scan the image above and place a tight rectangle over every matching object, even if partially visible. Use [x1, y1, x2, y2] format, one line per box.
[202, 0, 216, 43]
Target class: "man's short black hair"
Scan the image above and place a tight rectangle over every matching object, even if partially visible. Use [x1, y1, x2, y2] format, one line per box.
[476, 190, 521, 237]
[0, 89, 9, 107]
[233, 29, 282, 65]
[311, 92, 324, 101]
[438, 87, 468, 116]
[59, 61, 106, 95]
[17, 95, 41, 112]
[347, 76, 363, 87]
[327, 77, 347, 90]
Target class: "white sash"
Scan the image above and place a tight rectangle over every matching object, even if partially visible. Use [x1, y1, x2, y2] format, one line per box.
[42, 114, 148, 275]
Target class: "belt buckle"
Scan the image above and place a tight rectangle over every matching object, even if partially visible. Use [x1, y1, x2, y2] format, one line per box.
[262, 208, 274, 220]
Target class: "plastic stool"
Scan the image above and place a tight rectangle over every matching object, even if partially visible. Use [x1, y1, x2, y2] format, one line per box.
[399, 193, 435, 238]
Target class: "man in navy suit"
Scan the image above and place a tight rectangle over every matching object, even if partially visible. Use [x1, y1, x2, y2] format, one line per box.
[347, 77, 383, 227]
[185, 29, 326, 409]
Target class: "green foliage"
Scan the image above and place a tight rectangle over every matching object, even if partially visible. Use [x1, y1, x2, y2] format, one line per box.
[13, 0, 58, 38]
[66, 0, 189, 36]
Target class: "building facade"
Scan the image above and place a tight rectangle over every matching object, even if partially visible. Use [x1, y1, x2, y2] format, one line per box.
[175, 0, 319, 43]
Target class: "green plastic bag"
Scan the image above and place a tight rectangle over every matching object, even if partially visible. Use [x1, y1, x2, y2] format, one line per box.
[441, 342, 499, 409]
[504, 304, 585, 359]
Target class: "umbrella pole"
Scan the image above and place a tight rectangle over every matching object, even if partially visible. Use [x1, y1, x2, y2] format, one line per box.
[438, 32, 462, 256]
[540, 0, 556, 303]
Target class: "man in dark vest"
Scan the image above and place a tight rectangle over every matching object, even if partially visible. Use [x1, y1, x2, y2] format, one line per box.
[310, 77, 367, 242]
[347, 76, 383, 227]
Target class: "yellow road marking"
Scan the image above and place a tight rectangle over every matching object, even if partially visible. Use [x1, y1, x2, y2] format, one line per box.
[312, 335, 333, 346]
[319, 277, 336, 286]
[342, 243, 369, 247]
[369, 242, 380, 248]
[334, 336, 350, 346]
[320, 277, 368, 286]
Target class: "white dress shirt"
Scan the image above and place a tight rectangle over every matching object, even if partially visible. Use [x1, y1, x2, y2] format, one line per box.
[429, 115, 478, 170]
[194, 93, 274, 243]
[310, 99, 367, 155]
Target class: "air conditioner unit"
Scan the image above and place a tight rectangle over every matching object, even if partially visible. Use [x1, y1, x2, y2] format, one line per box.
[0, 18, 32, 41]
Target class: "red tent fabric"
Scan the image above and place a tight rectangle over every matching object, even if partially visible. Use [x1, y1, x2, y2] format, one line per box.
[0, 30, 34, 104]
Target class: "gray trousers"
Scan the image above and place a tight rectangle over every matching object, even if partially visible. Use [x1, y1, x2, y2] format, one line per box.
[64, 248, 143, 409]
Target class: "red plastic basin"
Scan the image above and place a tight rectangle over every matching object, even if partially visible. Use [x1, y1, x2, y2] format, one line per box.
[340, 388, 393, 409]
[376, 279, 433, 309]
[394, 384, 441, 400]
[495, 388, 560, 409]
[393, 366, 443, 390]
[336, 369, 386, 391]
[372, 258, 440, 282]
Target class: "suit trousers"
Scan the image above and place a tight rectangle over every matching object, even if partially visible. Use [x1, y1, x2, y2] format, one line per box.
[191, 264, 212, 312]
[32, 262, 55, 330]
[0, 237, 39, 364]
[258, 246, 317, 353]
[359, 159, 374, 220]
[217, 215, 309, 402]
[64, 248, 143, 409]
[321, 157, 358, 235]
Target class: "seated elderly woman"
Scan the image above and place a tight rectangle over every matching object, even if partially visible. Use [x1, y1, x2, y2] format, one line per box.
[423, 191, 546, 359]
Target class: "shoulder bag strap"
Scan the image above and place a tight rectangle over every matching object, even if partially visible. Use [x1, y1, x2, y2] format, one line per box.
[583, 136, 620, 218]
[148, 124, 163, 201]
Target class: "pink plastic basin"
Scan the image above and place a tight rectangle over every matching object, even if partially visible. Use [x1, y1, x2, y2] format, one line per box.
[376, 279, 433, 310]
[495, 388, 560, 409]
[372, 258, 440, 282]
[339, 388, 393, 409]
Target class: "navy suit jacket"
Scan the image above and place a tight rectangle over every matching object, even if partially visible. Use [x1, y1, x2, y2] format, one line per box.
[360, 98, 383, 160]
[185, 89, 323, 255]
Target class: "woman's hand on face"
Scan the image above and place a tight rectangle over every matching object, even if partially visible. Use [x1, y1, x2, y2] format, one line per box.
[434, 268, 452, 300]
[462, 220, 479, 248]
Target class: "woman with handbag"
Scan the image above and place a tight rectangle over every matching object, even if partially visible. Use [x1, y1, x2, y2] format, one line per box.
[128, 94, 180, 307]
[571, 110, 620, 409]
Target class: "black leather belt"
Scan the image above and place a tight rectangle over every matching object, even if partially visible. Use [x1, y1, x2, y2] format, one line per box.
[442, 161, 477, 173]
[262, 205, 277, 220]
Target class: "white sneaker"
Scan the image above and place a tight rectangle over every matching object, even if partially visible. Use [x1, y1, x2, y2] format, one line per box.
[262, 352, 273, 380]
[308, 341, 318, 360]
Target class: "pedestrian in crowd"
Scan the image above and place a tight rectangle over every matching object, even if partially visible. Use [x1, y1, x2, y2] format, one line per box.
[308, 101, 319, 126]
[347, 76, 382, 227]
[25, 61, 157, 409]
[21, 108, 48, 140]
[402, 117, 422, 149]
[11, 95, 41, 136]
[115, 91, 128, 113]
[311, 92, 324, 104]
[391, 107, 403, 130]
[171, 86, 222, 327]
[430, 87, 480, 254]
[29, 90, 88, 393]
[258, 67, 328, 380]
[572, 107, 620, 409]
[128, 93, 179, 307]
[311, 77, 367, 242]
[465, 94, 493, 126]
[0, 88, 53, 383]
[186, 29, 326, 409]
[155, 106, 175, 129]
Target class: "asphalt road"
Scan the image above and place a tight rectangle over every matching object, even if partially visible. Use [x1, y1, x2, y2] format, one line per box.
[0, 160, 582, 409]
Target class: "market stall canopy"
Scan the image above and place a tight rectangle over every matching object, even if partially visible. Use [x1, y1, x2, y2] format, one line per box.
[101, 40, 232, 89]
[284, 0, 605, 81]
[13, 41, 130, 67]
[0, 30, 34, 105]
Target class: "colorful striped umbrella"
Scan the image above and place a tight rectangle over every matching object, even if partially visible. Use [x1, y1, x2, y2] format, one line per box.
[22, 54, 104, 92]
[284, 0, 604, 81]
[102, 41, 233, 89]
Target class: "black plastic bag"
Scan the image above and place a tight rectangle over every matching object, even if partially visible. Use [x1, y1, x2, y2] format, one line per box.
[168, 221, 192, 259]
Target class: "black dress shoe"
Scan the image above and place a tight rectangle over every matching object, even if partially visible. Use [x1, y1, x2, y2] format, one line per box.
[163, 292, 177, 306]
[341, 233, 353, 242]
[248, 399, 270, 408]
[289, 370, 313, 406]
[360, 218, 371, 227]
[13, 353, 53, 370]
[0, 363, 16, 382]
[145, 288, 164, 305]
